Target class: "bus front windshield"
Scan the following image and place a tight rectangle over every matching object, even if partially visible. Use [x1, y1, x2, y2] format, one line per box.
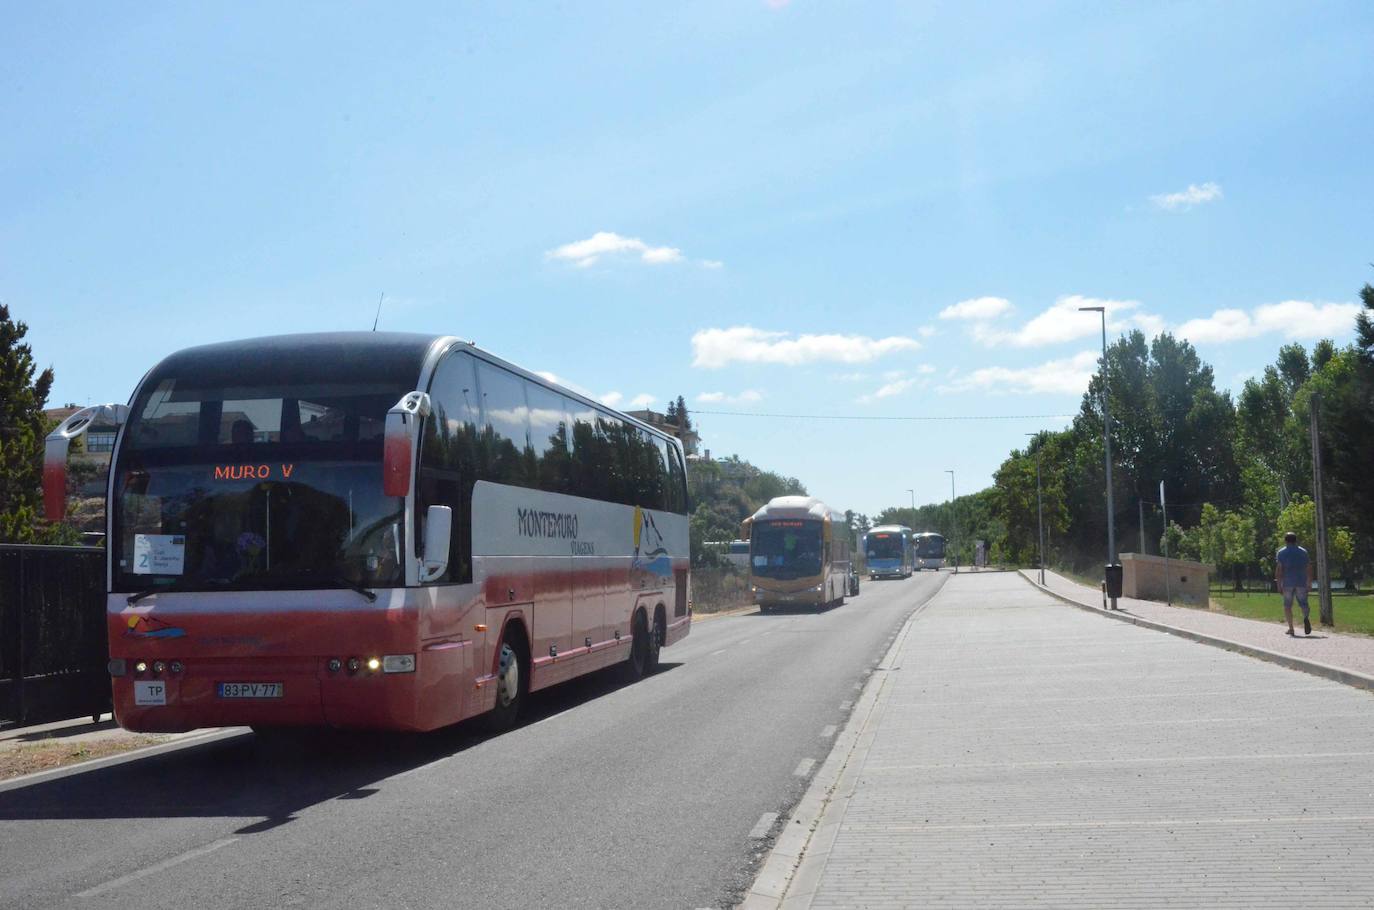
[866, 534, 905, 560]
[112, 377, 409, 594]
[752, 522, 823, 579]
[916, 536, 946, 559]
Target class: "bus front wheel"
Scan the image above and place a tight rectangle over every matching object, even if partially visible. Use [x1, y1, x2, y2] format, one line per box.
[484, 638, 527, 732]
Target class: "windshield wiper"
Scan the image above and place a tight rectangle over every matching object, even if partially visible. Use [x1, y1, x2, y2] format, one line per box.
[126, 578, 231, 605]
[332, 577, 377, 602]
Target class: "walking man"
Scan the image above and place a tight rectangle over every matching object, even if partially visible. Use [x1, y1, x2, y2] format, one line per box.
[1275, 531, 1314, 636]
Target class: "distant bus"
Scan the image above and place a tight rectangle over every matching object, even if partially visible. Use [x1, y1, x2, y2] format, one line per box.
[43, 332, 691, 734]
[702, 539, 751, 570]
[727, 539, 750, 569]
[742, 496, 851, 612]
[914, 532, 946, 570]
[863, 525, 913, 579]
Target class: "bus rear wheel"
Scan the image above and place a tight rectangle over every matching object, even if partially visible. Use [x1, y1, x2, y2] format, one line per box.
[621, 612, 652, 682]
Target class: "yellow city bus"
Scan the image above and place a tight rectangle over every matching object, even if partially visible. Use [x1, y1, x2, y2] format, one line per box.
[741, 496, 852, 612]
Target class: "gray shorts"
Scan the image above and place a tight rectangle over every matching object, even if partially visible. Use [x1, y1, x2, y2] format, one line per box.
[1282, 586, 1309, 612]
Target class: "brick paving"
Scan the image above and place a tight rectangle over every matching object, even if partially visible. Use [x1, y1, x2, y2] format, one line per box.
[1036, 568, 1374, 680]
[799, 571, 1374, 908]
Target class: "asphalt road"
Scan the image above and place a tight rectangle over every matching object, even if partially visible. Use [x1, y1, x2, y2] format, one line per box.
[0, 570, 946, 910]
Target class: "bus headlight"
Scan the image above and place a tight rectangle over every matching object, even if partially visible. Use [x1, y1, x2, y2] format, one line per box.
[382, 654, 416, 674]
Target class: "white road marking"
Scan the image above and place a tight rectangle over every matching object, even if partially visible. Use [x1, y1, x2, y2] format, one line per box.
[839, 700, 852, 711]
[709, 648, 728, 657]
[76, 838, 238, 898]
[793, 758, 816, 777]
[749, 812, 779, 839]
[820, 725, 837, 738]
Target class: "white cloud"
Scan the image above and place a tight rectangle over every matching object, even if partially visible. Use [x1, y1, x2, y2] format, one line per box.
[943, 294, 1157, 348]
[700, 259, 724, 270]
[697, 390, 764, 405]
[833, 372, 872, 382]
[1177, 300, 1362, 344]
[691, 326, 921, 369]
[1151, 182, 1223, 212]
[546, 231, 684, 268]
[917, 326, 937, 338]
[857, 377, 920, 404]
[599, 391, 624, 407]
[628, 393, 656, 409]
[941, 350, 1099, 396]
[917, 364, 936, 375]
[939, 296, 1013, 321]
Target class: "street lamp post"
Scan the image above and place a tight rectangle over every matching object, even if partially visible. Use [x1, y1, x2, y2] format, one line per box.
[1026, 433, 1045, 586]
[945, 469, 956, 573]
[1079, 305, 1119, 609]
[906, 488, 915, 518]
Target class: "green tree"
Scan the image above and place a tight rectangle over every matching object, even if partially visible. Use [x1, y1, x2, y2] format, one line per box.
[0, 304, 66, 543]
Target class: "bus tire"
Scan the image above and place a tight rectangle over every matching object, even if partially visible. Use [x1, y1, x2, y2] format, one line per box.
[621, 611, 651, 682]
[484, 633, 528, 732]
[646, 610, 664, 674]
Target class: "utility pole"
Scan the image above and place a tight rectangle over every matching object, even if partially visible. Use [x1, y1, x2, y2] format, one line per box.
[945, 469, 957, 573]
[1161, 481, 1171, 606]
[1026, 433, 1045, 585]
[1309, 392, 1334, 626]
[1139, 498, 1146, 556]
[906, 488, 915, 520]
[1079, 305, 1118, 609]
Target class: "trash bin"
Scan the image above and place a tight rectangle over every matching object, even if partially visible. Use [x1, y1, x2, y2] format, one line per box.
[1104, 563, 1124, 599]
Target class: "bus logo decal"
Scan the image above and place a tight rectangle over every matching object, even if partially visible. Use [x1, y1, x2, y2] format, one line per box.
[124, 615, 186, 639]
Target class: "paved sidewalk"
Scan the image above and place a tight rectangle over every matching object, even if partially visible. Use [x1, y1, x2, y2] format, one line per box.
[763, 572, 1374, 908]
[1033, 568, 1374, 682]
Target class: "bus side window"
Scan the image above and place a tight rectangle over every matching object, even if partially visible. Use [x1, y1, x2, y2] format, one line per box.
[417, 351, 480, 584]
[666, 442, 688, 515]
[475, 362, 533, 489]
[637, 430, 666, 512]
[527, 384, 572, 495]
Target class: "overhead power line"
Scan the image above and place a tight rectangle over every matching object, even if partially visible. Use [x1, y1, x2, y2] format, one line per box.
[690, 409, 1076, 422]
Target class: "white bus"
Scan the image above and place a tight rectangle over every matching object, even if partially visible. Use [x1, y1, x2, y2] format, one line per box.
[43, 332, 691, 733]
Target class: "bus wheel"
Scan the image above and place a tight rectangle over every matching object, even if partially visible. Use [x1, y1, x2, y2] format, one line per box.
[646, 613, 663, 674]
[485, 639, 526, 732]
[621, 612, 650, 682]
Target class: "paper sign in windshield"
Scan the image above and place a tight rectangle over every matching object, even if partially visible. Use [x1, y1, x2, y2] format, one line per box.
[133, 534, 186, 575]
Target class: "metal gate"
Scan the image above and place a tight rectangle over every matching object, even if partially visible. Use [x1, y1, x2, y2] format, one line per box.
[0, 544, 109, 728]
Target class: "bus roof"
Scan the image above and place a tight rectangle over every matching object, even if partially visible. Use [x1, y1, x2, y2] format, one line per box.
[137, 332, 682, 448]
[749, 495, 843, 524]
[867, 524, 912, 535]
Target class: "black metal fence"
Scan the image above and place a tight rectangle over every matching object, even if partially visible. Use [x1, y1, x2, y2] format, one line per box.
[0, 544, 110, 728]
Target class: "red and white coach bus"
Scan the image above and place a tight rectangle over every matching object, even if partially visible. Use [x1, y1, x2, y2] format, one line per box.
[43, 333, 691, 733]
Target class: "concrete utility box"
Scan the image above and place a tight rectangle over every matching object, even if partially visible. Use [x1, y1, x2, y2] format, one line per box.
[1118, 553, 1212, 605]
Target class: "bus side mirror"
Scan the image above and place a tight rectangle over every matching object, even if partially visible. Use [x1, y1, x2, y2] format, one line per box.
[383, 392, 431, 498]
[43, 404, 129, 522]
[420, 505, 452, 582]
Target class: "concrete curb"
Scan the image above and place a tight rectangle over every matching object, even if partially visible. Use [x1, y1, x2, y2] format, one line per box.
[1016, 570, 1374, 694]
[0, 728, 247, 794]
[738, 572, 950, 909]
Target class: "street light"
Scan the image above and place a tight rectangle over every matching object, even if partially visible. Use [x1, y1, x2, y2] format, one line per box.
[1079, 304, 1119, 609]
[1026, 433, 1045, 586]
[944, 469, 956, 573]
[905, 488, 915, 516]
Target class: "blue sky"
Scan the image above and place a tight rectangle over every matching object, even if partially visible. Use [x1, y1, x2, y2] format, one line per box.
[5, 1, 1372, 515]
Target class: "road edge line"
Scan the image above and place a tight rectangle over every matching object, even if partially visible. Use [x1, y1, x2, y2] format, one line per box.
[1016, 570, 1374, 694]
[738, 571, 950, 910]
